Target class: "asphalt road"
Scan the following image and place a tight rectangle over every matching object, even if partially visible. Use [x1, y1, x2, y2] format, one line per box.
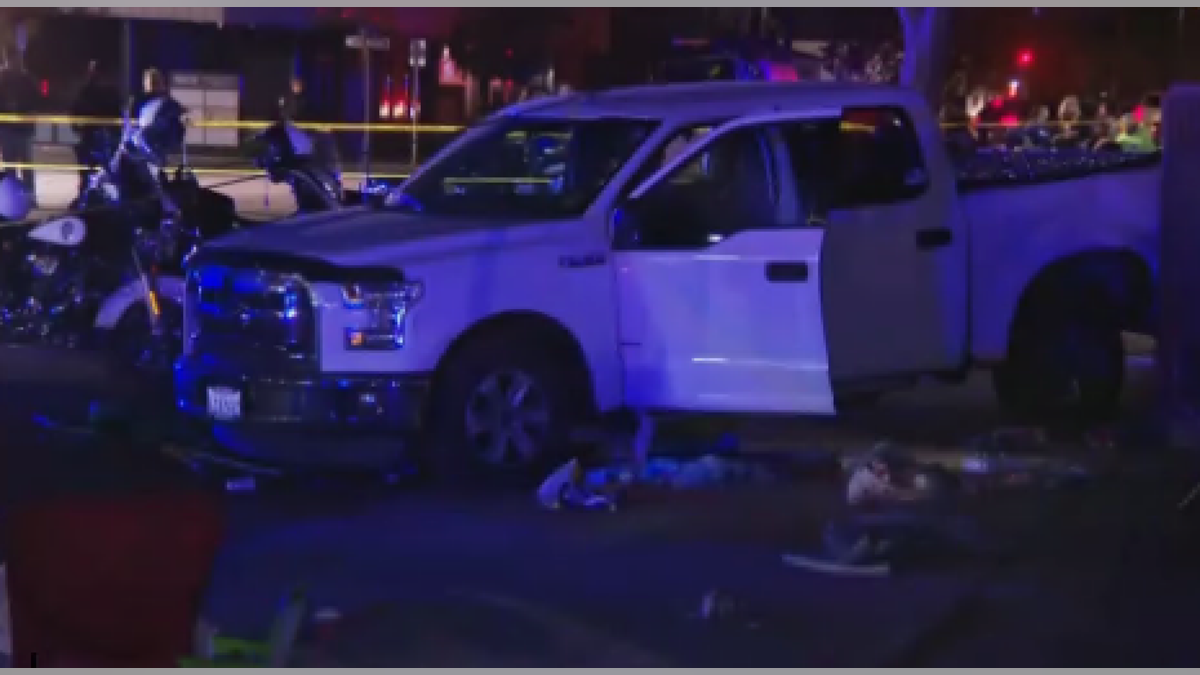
[4, 341, 1199, 666]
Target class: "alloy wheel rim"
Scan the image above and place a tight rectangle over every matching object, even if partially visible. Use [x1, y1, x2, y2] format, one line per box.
[464, 369, 552, 466]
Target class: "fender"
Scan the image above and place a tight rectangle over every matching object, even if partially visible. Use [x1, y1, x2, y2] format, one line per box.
[966, 166, 1159, 361]
[27, 216, 87, 247]
[93, 274, 186, 330]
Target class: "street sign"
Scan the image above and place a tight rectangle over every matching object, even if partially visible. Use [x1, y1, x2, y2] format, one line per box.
[345, 34, 391, 51]
[409, 38, 427, 68]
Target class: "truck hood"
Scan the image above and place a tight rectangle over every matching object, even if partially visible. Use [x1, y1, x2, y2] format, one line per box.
[209, 207, 568, 267]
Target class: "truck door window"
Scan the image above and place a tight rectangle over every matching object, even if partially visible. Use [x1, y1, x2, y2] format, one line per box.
[619, 126, 778, 250]
[834, 107, 929, 208]
[619, 123, 722, 197]
[779, 117, 842, 225]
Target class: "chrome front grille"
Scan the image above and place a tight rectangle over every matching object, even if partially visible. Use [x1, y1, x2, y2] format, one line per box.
[186, 264, 316, 362]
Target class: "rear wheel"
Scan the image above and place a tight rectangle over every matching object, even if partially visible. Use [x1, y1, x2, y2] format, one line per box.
[993, 305, 1125, 428]
[427, 326, 594, 485]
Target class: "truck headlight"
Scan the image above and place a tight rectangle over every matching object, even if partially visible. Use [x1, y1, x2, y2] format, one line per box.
[341, 280, 423, 351]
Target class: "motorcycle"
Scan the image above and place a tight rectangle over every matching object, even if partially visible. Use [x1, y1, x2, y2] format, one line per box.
[0, 137, 241, 367]
[0, 111, 372, 373]
[244, 120, 390, 214]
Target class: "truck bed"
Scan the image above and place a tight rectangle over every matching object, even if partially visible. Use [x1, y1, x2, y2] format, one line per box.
[955, 148, 1160, 191]
[955, 149, 1161, 362]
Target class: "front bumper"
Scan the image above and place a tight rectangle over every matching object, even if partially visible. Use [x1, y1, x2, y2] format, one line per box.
[174, 353, 431, 468]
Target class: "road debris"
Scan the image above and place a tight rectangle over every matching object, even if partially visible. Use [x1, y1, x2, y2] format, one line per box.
[780, 552, 890, 577]
[787, 444, 997, 575]
[225, 476, 258, 493]
[540, 410, 793, 511]
[182, 588, 309, 666]
[694, 589, 761, 630]
[697, 589, 736, 621]
[537, 453, 782, 511]
[839, 434, 1093, 490]
[536, 459, 617, 512]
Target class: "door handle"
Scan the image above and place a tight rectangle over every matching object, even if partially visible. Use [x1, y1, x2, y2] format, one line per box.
[765, 261, 809, 283]
[916, 227, 953, 250]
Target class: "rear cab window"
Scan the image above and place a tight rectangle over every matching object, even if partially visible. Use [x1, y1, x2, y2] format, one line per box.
[778, 105, 930, 218]
[835, 107, 930, 207]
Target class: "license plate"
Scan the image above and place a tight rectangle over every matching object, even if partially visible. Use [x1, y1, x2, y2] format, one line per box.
[206, 386, 242, 421]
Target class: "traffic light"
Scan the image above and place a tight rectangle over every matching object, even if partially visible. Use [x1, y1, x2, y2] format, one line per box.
[1017, 48, 1034, 68]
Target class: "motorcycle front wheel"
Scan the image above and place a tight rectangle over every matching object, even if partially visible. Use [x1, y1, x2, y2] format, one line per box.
[107, 299, 183, 379]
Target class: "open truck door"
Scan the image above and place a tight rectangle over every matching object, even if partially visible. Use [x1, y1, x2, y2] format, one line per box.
[611, 110, 841, 414]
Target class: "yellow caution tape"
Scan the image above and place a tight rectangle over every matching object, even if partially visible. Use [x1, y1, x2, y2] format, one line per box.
[0, 112, 461, 134]
[0, 111, 1130, 134]
[0, 160, 410, 180]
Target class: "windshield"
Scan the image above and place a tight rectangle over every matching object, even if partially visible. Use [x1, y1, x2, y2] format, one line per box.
[397, 117, 658, 218]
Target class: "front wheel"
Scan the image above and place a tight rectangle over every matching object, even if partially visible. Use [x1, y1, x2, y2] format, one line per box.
[993, 314, 1125, 427]
[427, 329, 594, 484]
[108, 300, 183, 378]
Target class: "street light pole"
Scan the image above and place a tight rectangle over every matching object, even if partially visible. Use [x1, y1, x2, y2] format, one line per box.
[1178, 8, 1187, 80]
[119, 18, 133, 106]
[359, 23, 372, 185]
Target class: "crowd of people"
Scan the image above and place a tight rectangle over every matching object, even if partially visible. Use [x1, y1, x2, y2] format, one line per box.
[943, 90, 1161, 157]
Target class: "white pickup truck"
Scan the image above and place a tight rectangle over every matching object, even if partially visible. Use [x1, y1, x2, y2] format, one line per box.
[176, 81, 1159, 474]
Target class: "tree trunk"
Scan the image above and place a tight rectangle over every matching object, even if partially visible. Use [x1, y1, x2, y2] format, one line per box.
[897, 7, 951, 110]
[1157, 85, 1200, 449]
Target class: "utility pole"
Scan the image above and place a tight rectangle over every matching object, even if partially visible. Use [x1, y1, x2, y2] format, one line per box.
[408, 38, 427, 171]
[119, 19, 133, 107]
[359, 23, 371, 184]
[1178, 8, 1187, 80]
[1159, 86, 1200, 451]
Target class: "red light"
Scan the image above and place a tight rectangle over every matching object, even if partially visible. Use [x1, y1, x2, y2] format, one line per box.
[39, 80, 47, 96]
[1133, 105, 1145, 122]
[991, 97, 1004, 109]
[1017, 49, 1033, 67]
[1000, 114, 1020, 127]
[505, 48, 513, 58]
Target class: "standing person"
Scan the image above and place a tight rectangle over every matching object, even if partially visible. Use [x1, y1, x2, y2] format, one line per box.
[277, 75, 309, 124]
[114, 67, 188, 221]
[118, 68, 169, 169]
[1114, 114, 1157, 153]
[0, 50, 41, 206]
[1053, 95, 1084, 149]
[1024, 104, 1053, 148]
[70, 60, 122, 194]
[279, 74, 339, 173]
[126, 67, 168, 123]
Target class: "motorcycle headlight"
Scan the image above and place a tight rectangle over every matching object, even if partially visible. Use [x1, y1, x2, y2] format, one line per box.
[341, 280, 423, 351]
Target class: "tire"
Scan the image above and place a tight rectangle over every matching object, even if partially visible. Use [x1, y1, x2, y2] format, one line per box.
[427, 326, 595, 485]
[107, 300, 183, 379]
[993, 305, 1125, 428]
